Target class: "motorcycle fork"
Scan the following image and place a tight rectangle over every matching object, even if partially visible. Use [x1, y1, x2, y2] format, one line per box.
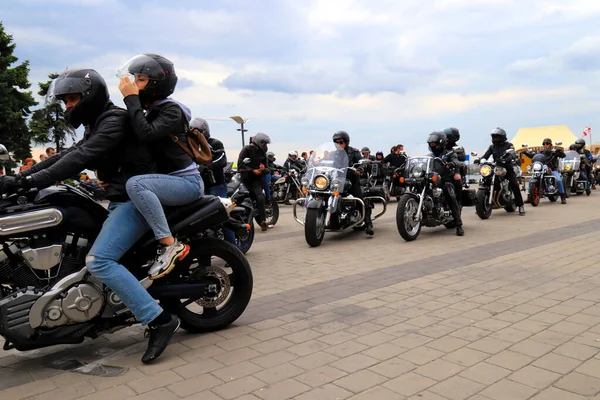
[415, 186, 428, 221]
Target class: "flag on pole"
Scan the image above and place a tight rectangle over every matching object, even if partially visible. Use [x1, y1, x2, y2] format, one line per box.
[582, 125, 591, 137]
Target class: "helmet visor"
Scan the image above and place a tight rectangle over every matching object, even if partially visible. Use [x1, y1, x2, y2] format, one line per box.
[45, 76, 91, 107]
[117, 54, 168, 81]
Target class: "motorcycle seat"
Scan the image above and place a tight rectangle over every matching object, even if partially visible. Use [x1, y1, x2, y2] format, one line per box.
[164, 195, 220, 223]
[227, 180, 241, 197]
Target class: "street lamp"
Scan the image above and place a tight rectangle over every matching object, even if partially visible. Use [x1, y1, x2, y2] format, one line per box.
[230, 116, 249, 148]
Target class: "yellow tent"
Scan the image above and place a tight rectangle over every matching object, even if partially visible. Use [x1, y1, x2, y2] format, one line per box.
[511, 125, 579, 174]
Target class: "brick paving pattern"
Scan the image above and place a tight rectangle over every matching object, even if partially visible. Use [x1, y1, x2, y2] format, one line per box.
[2, 195, 600, 399]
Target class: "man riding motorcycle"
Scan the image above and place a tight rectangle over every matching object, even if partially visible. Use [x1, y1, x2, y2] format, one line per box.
[332, 131, 374, 235]
[427, 131, 464, 236]
[2, 69, 178, 364]
[522, 138, 567, 204]
[442, 127, 466, 205]
[361, 147, 376, 161]
[481, 127, 526, 215]
[284, 150, 305, 172]
[573, 138, 594, 193]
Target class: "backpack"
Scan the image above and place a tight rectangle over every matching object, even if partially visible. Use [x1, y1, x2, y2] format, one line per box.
[170, 126, 212, 164]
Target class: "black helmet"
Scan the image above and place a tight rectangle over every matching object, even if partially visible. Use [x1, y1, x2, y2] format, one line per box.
[253, 132, 271, 153]
[575, 138, 586, 150]
[47, 69, 109, 129]
[190, 117, 210, 139]
[332, 131, 350, 146]
[266, 151, 275, 160]
[361, 147, 370, 154]
[427, 131, 447, 156]
[120, 53, 178, 106]
[443, 127, 460, 143]
[490, 127, 507, 144]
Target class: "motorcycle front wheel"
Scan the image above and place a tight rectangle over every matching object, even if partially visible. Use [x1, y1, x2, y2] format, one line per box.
[264, 198, 279, 226]
[305, 207, 326, 247]
[396, 195, 422, 241]
[476, 190, 492, 219]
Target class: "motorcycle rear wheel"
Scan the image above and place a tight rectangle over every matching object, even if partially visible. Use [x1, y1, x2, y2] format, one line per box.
[160, 238, 253, 333]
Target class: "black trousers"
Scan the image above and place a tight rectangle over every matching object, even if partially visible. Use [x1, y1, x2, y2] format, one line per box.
[242, 178, 266, 224]
[442, 182, 462, 226]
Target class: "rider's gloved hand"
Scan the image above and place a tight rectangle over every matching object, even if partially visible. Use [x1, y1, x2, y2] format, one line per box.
[0, 175, 31, 194]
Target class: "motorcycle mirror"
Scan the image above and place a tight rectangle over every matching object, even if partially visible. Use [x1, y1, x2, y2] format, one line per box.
[555, 141, 562, 146]
[521, 144, 528, 148]
[470, 151, 478, 156]
[0, 144, 11, 161]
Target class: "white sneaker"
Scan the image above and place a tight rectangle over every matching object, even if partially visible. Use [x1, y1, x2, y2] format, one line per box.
[148, 240, 190, 280]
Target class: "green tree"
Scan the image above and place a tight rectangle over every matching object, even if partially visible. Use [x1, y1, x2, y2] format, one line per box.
[29, 73, 77, 152]
[0, 21, 37, 172]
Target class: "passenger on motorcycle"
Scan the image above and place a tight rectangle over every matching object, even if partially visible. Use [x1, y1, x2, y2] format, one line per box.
[522, 138, 567, 204]
[332, 131, 374, 235]
[573, 139, 594, 192]
[237, 133, 271, 231]
[4, 69, 178, 364]
[427, 131, 464, 236]
[481, 127, 526, 215]
[375, 151, 384, 161]
[118, 54, 208, 281]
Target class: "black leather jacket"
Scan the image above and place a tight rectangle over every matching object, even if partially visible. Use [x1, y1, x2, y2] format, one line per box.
[430, 150, 460, 181]
[124, 96, 194, 174]
[237, 143, 268, 181]
[481, 141, 518, 165]
[202, 137, 227, 186]
[522, 148, 565, 170]
[284, 157, 304, 172]
[21, 102, 155, 201]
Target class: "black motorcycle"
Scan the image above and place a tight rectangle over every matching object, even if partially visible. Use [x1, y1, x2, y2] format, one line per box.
[527, 152, 560, 206]
[560, 150, 589, 197]
[474, 149, 519, 219]
[395, 154, 473, 241]
[271, 168, 303, 205]
[293, 143, 386, 247]
[0, 146, 253, 352]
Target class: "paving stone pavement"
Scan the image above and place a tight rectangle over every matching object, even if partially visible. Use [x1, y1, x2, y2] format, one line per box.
[3, 193, 600, 399]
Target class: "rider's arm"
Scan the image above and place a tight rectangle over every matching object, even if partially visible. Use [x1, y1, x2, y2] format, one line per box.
[19, 145, 79, 177]
[27, 116, 126, 188]
[236, 147, 253, 173]
[123, 96, 183, 143]
[555, 149, 566, 158]
[481, 146, 493, 160]
[207, 139, 227, 171]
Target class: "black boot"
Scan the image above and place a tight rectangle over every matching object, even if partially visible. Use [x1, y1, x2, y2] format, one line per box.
[142, 314, 180, 364]
[560, 193, 567, 204]
[456, 225, 464, 236]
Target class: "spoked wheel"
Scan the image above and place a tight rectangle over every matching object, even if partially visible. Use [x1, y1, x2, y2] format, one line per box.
[396, 195, 422, 241]
[159, 238, 253, 333]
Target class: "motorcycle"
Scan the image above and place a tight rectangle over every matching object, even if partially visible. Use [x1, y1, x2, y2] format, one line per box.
[293, 142, 386, 247]
[0, 145, 253, 352]
[228, 160, 280, 227]
[474, 148, 519, 219]
[395, 154, 471, 241]
[272, 168, 303, 205]
[594, 157, 600, 186]
[560, 150, 587, 197]
[526, 152, 560, 206]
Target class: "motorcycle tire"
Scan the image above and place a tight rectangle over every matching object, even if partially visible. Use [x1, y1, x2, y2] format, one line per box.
[265, 198, 279, 226]
[396, 195, 422, 241]
[444, 221, 456, 229]
[563, 178, 571, 198]
[305, 207, 326, 247]
[475, 190, 492, 220]
[236, 222, 255, 254]
[160, 238, 253, 333]
[530, 186, 540, 207]
[548, 195, 558, 202]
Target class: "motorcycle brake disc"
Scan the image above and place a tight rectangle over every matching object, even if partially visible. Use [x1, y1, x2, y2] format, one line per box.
[195, 266, 231, 308]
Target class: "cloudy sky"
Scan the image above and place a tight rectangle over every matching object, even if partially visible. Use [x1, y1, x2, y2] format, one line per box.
[2, 0, 600, 160]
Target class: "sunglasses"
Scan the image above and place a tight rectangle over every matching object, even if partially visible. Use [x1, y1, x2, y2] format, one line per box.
[334, 140, 345, 145]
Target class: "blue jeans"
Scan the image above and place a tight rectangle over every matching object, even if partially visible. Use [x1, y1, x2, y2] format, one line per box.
[207, 184, 236, 245]
[126, 174, 204, 240]
[86, 201, 162, 325]
[580, 169, 591, 189]
[529, 170, 565, 194]
[264, 174, 272, 200]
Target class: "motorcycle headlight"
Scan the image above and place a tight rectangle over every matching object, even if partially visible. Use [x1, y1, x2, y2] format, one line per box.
[314, 175, 329, 190]
[410, 165, 423, 178]
[533, 163, 542, 171]
[301, 176, 309, 186]
[331, 179, 341, 190]
[565, 164, 572, 171]
[480, 165, 492, 177]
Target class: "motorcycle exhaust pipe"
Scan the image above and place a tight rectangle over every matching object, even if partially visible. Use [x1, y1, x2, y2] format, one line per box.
[148, 283, 216, 298]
